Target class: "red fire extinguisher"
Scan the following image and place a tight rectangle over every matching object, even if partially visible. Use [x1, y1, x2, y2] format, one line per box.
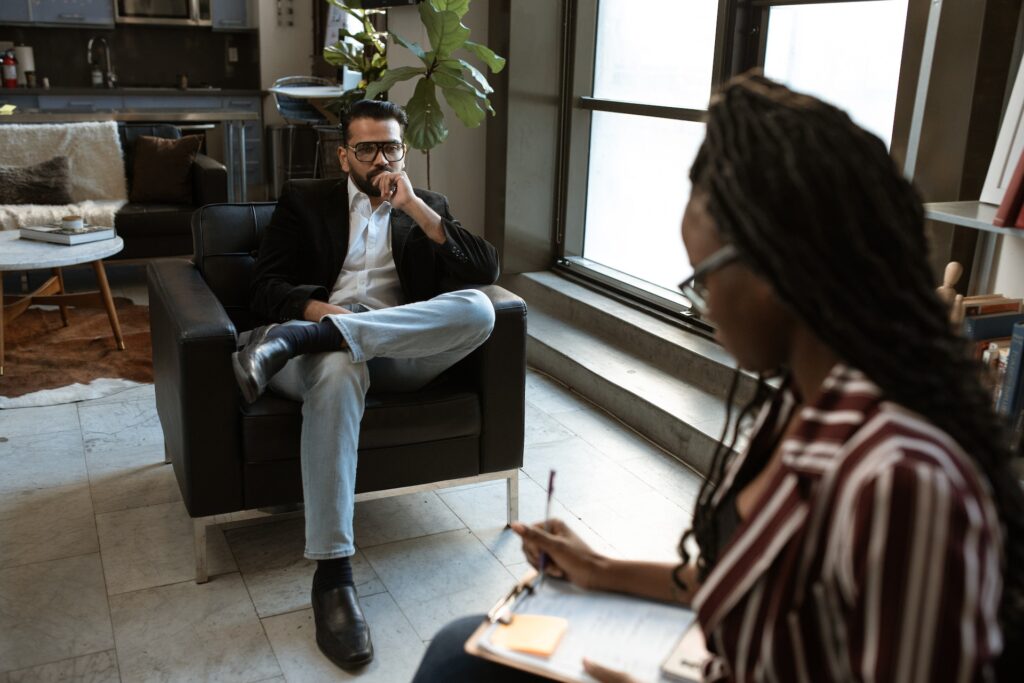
[1, 50, 17, 89]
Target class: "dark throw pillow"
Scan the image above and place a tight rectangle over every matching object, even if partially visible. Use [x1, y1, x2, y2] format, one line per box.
[129, 134, 203, 204]
[0, 156, 73, 205]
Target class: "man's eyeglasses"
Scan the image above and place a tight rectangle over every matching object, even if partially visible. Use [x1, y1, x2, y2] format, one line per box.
[678, 244, 740, 317]
[347, 141, 407, 163]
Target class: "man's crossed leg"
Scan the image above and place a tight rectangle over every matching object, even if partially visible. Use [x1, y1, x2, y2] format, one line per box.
[232, 289, 495, 668]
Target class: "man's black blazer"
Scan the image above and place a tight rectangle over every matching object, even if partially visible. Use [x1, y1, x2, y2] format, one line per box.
[250, 178, 500, 323]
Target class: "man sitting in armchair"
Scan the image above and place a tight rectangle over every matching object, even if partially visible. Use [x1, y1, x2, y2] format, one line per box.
[232, 99, 500, 670]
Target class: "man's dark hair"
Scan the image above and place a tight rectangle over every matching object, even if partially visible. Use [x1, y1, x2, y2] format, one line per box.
[340, 100, 408, 144]
[678, 72, 1024, 676]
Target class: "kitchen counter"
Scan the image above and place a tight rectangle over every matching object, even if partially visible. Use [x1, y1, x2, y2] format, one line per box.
[0, 109, 258, 123]
[3, 87, 262, 96]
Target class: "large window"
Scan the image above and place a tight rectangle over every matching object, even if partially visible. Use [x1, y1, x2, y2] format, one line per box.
[560, 0, 912, 323]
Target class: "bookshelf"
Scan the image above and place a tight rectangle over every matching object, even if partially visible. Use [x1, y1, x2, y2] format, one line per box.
[923, 201, 1022, 237]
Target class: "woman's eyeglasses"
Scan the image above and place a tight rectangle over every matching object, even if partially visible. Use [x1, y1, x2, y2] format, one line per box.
[348, 141, 407, 163]
[678, 244, 740, 317]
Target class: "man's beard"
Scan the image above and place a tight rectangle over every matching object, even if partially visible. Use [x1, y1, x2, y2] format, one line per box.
[351, 167, 388, 197]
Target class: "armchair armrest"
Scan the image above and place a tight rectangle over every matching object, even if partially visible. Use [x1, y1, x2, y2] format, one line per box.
[453, 284, 527, 474]
[192, 153, 228, 207]
[147, 258, 243, 517]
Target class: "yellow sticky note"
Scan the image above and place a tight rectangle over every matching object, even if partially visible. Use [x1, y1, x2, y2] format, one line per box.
[0, 104, 16, 115]
[491, 614, 568, 657]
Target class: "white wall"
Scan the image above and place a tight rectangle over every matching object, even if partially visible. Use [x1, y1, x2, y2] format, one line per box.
[258, 0, 315, 127]
[990, 236, 1024, 299]
[386, 2, 490, 236]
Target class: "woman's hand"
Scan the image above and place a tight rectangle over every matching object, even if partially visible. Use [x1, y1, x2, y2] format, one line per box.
[581, 658, 641, 683]
[510, 519, 608, 590]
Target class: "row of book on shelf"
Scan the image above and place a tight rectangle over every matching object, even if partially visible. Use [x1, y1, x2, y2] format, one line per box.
[964, 293, 1024, 445]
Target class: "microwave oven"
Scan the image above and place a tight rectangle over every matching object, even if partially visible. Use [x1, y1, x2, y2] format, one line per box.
[115, 0, 212, 26]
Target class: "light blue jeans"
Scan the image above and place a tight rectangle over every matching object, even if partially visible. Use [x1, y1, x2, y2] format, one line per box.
[267, 289, 496, 559]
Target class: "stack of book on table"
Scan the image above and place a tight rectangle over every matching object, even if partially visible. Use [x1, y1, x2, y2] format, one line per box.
[19, 223, 116, 245]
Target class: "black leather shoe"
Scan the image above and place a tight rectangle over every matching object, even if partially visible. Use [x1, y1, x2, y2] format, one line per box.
[311, 583, 374, 670]
[231, 324, 292, 404]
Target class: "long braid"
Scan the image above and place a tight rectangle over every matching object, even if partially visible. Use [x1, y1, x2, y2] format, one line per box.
[685, 73, 1024, 668]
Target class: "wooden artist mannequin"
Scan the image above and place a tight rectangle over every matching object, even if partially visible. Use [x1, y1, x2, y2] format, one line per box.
[937, 261, 965, 325]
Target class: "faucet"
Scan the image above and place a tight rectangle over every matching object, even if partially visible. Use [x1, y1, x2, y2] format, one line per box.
[86, 37, 116, 88]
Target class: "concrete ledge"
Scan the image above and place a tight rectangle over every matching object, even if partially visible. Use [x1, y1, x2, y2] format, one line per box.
[504, 271, 757, 476]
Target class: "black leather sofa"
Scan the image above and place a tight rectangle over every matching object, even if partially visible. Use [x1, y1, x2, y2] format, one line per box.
[113, 124, 227, 260]
[147, 203, 527, 582]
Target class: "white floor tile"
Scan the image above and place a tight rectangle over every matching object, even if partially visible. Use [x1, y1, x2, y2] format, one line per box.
[262, 592, 424, 683]
[353, 491, 465, 548]
[96, 500, 236, 595]
[523, 403, 576, 447]
[78, 399, 163, 462]
[0, 404, 79, 439]
[226, 517, 385, 618]
[0, 483, 97, 569]
[363, 530, 515, 640]
[85, 448, 180, 514]
[522, 438, 654, 510]
[0, 555, 113, 673]
[548, 407, 669, 463]
[109, 573, 280, 683]
[0, 430, 87, 495]
[6, 649, 119, 683]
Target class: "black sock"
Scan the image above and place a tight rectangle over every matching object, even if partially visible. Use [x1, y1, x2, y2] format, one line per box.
[267, 320, 345, 356]
[313, 556, 354, 589]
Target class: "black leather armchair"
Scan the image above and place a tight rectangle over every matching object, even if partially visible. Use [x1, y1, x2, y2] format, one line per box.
[114, 124, 228, 260]
[147, 203, 526, 582]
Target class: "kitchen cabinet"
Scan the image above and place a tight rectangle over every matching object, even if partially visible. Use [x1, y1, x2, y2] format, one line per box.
[211, 0, 256, 31]
[29, 0, 114, 27]
[0, 1, 31, 23]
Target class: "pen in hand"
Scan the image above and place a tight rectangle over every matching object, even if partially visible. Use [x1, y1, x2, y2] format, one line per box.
[537, 469, 556, 589]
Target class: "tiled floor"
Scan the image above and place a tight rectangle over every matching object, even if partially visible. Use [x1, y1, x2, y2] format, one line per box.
[0, 270, 704, 682]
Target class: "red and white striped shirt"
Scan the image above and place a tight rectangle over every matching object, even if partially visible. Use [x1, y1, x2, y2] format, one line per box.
[693, 364, 1004, 682]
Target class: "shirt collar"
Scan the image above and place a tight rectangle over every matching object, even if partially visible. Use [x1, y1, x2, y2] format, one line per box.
[779, 362, 882, 479]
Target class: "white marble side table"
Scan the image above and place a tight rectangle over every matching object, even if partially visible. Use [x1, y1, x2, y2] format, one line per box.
[0, 231, 126, 376]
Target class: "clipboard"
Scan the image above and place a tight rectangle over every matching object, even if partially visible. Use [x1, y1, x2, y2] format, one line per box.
[465, 572, 707, 683]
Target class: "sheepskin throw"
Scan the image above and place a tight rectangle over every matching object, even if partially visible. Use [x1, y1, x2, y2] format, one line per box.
[0, 156, 73, 205]
[0, 121, 128, 230]
[0, 121, 127, 201]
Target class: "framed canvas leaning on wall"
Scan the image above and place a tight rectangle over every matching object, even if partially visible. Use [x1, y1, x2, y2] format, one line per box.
[982, 59, 1024, 205]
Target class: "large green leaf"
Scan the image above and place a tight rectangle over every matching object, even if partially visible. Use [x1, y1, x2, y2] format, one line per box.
[463, 40, 506, 73]
[324, 43, 364, 71]
[431, 64, 487, 99]
[364, 66, 425, 100]
[391, 31, 430, 67]
[429, 0, 469, 17]
[440, 58, 493, 95]
[440, 86, 487, 128]
[418, 3, 470, 59]
[406, 78, 449, 151]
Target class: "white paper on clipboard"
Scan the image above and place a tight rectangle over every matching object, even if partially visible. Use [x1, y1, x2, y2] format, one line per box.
[476, 578, 698, 683]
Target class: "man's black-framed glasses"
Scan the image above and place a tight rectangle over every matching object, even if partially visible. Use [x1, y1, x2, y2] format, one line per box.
[348, 141, 407, 163]
[678, 244, 740, 317]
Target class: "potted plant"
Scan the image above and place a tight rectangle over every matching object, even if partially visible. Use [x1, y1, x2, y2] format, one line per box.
[321, 0, 505, 187]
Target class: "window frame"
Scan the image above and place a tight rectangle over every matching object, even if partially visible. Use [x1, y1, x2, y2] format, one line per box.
[552, 0, 914, 332]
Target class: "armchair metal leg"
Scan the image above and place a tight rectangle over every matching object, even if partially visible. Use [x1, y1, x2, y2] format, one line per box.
[194, 518, 209, 584]
[506, 471, 519, 526]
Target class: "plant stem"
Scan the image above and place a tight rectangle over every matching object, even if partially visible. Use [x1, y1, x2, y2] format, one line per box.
[426, 150, 432, 190]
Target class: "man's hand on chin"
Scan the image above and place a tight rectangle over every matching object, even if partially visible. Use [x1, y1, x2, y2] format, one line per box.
[303, 300, 352, 322]
[372, 171, 445, 244]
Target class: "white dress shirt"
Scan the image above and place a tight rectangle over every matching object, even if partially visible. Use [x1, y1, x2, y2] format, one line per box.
[328, 177, 404, 310]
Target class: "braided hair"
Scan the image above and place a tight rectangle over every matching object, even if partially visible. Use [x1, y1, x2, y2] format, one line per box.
[679, 72, 1024, 672]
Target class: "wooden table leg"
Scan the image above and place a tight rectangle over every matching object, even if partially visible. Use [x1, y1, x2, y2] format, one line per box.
[53, 267, 69, 326]
[91, 260, 125, 351]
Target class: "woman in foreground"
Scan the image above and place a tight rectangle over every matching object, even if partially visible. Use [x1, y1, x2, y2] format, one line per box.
[412, 73, 1024, 682]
